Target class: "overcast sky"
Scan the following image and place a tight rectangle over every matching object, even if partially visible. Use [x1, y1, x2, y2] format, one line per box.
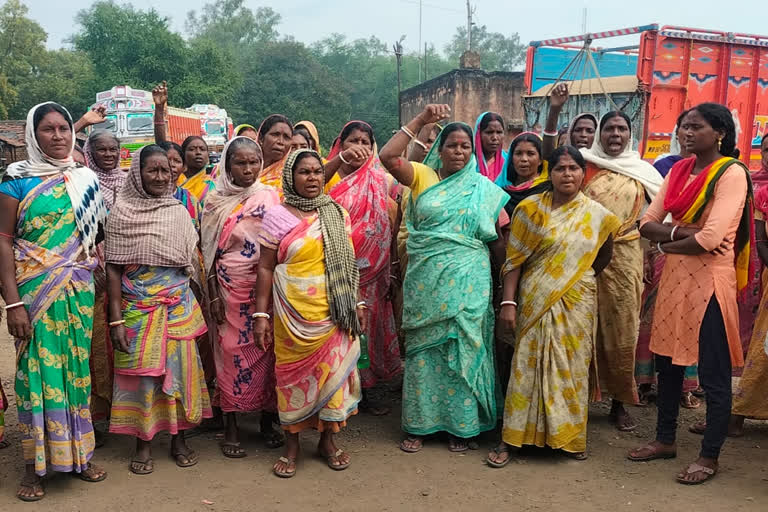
[27, 0, 767, 57]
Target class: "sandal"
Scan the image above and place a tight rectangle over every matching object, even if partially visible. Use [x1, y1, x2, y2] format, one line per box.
[322, 448, 351, 471]
[273, 456, 296, 478]
[680, 392, 701, 409]
[17, 476, 45, 502]
[448, 436, 469, 453]
[172, 450, 199, 468]
[78, 462, 108, 482]
[400, 436, 423, 453]
[676, 462, 717, 485]
[610, 410, 637, 432]
[220, 441, 247, 459]
[486, 444, 511, 468]
[627, 443, 677, 462]
[129, 458, 154, 475]
[562, 450, 588, 461]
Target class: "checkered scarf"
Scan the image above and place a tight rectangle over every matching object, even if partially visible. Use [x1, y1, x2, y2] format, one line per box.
[282, 149, 361, 333]
[105, 146, 198, 272]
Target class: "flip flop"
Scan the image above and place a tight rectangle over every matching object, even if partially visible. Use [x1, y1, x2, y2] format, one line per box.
[400, 437, 424, 453]
[676, 462, 717, 485]
[562, 450, 588, 461]
[680, 392, 701, 409]
[220, 441, 247, 458]
[77, 462, 108, 482]
[448, 437, 469, 453]
[322, 448, 351, 471]
[486, 445, 511, 468]
[16, 478, 45, 502]
[273, 456, 296, 478]
[627, 444, 677, 462]
[129, 458, 154, 475]
[172, 450, 199, 468]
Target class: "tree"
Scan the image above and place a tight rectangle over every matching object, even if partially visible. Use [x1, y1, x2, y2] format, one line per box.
[185, 0, 280, 49]
[445, 25, 525, 71]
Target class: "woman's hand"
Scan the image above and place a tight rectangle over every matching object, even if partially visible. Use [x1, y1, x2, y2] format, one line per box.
[549, 83, 569, 109]
[152, 81, 168, 107]
[111, 324, 130, 353]
[499, 304, 517, 332]
[356, 307, 368, 334]
[341, 145, 372, 167]
[253, 316, 268, 351]
[211, 296, 226, 325]
[674, 226, 700, 239]
[417, 104, 451, 125]
[6, 306, 32, 340]
[80, 106, 107, 127]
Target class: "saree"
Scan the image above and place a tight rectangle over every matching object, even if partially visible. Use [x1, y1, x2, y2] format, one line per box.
[328, 149, 400, 389]
[401, 160, 508, 438]
[212, 192, 280, 412]
[259, 156, 289, 198]
[501, 192, 619, 453]
[7, 176, 98, 476]
[258, 205, 361, 432]
[109, 265, 211, 440]
[174, 186, 201, 231]
[179, 170, 216, 208]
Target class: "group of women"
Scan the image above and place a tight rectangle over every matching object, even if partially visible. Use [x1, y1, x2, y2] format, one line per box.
[0, 81, 765, 500]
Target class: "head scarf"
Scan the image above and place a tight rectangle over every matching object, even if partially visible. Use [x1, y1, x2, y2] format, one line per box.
[422, 122, 477, 173]
[282, 149, 361, 333]
[295, 121, 321, 151]
[234, 124, 257, 138]
[567, 113, 598, 147]
[84, 131, 126, 209]
[5, 102, 106, 252]
[494, 132, 551, 213]
[201, 136, 267, 273]
[474, 112, 506, 181]
[105, 146, 198, 272]
[580, 115, 663, 199]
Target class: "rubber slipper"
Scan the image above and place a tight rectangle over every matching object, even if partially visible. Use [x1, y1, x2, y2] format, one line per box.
[77, 462, 108, 482]
[676, 462, 717, 485]
[486, 446, 511, 468]
[129, 458, 154, 475]
[172, 450, 199, 468]
[400, 437, 423, 453]
[273, 456, 296, 478]
[448, 438, 469, 453]
[16, 479, 44, 502]
[322, 448, 350, 471]
[627, 444, 677, 462]
[562, 450, 588, 461]
[220, 441, 247, 459]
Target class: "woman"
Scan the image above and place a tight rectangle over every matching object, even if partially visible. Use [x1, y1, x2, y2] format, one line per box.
[234, 124, 258, 140]
[379, 105, 508, 453]
[84, 130, 125, 209]
[636, 111, 701, 408]
[580, 111, 663, 432]
[253, 149, 365, 478]
[474, 112, 507, 181]
[291, 130, 312, 152]
[628, 104, 752, 485]
[106, 145, 211, 475]
[569, 113, 598, 150]
[495, 132, 550, 213]
[0, 102, 108, 501]
[201, 136, 282, 457]
[159, 141, 201, 228]
[295, 121, 321, 151]
[325, 121, 400, 414]
[178, 136, 214, 207]
[257, 114, 294, 194]
[487, 146, 619, 466]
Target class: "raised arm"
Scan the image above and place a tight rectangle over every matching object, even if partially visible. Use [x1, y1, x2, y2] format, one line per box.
[73, 105, 107, 134]
[379, 104, 450, 187]
[407, 123, 437, 162]
[542, 83, 568, 160]
[152, 81, 168, 144]
[323, 144, 372, 183]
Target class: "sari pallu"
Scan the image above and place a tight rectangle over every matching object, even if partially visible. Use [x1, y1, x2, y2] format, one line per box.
[328, 153, 400, 388]
[11, 176, 98, 476]
[401, 165, 507, 438]
[179, 171, 216, 208]
[264, 208, 361, 430]
[501, 192, 620, 453]
[259, 156, 289, 198]
[109, 265, 211, 440]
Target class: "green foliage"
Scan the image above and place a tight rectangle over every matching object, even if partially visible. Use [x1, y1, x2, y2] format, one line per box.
[0, 0, 46, 117]
[446, 24, 526, 72]
[185, 0, 280, 49]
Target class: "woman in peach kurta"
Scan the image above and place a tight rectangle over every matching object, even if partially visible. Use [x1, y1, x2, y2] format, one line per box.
[628, 104, 752, 486]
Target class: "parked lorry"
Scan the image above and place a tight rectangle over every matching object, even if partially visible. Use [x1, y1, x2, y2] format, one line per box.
[90, 85, 203, 168]
[188, 104, 233, 151]
[522, 24, 768, 169]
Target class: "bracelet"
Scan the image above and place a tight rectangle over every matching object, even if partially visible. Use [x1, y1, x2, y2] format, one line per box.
[210, 297, 221, 303]
[390, 274, 401, 281]
[670, 225, 679, 241]
[413, 139, 428, 150]
[109, 319, 125, 327]
[657, 241, 666, 254]
[3, 301, 25, 311]
[207, 274, 217, 281]
[0, 231, 13, 239]
[401, 126, 417, 139]
[391, 259, 400, 266]
[356, 301, 368, 310]
[542, 130, 559, 138]
[500, 300, 518, 308]
[338, 152, 351, 165]
[252, 312, 270, 319]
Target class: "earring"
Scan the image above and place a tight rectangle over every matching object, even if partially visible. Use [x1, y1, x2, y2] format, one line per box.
[717, 138, 722, 152]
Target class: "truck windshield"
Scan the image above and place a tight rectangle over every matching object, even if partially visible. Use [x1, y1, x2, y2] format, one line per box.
[206, 121, 225, 136]
[126, 113, 154, 132]
[92, 115, 118, 133]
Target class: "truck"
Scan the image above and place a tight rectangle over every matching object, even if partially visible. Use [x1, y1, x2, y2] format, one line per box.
[90, 85, 203, 168]
[522, 24, 768, 169]
[188, 104, 233, 151]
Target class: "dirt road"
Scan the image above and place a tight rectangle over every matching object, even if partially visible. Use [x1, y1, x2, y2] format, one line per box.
[0, 323, 765, 511]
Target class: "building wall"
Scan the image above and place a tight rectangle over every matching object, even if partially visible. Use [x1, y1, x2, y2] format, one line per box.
[400, 69, 526, 149]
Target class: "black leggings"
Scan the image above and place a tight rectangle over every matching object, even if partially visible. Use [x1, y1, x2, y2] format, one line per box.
[655, 296, 732, 459]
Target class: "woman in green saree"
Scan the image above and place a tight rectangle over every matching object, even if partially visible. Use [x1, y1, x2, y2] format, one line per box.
[380, 105, 508, 453]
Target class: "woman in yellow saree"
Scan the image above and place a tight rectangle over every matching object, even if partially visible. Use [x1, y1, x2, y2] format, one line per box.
[257, 114, 294, 196]
[487, 146, 619, 467]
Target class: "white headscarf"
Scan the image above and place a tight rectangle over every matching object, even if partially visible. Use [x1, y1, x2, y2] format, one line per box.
[200, 136, 269, 273]
[580, 116, 663, 199]
[5, 102, 106, 252]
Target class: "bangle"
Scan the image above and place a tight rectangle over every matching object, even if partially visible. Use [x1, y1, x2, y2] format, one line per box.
[542, 130, 558, 138]
[391, 259, 400, 266]
[338, 152, 351, 165]
[413, 139, 428, 150]
[0, 231, 13, 239]
[356, 301, 368, 310]
[401, 126, 417, 139]
[657, 242, 665, 254]
[670, 225, 679, 241]
[210, 297, 221, 303]
[4, 301, 25, 311]
[109, 319, 125, 327]
[252, 312, 270, 319]
[500, 300, 518, 308]
[207, 274, 217, 281]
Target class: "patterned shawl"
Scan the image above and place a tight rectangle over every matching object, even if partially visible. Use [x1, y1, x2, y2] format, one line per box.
[5, 102, 106, 253]
[201, 136, 269, 273]
[105, 146, 198, 271]
[282, 149, 361, 333]
[84, 132, 126, 209]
